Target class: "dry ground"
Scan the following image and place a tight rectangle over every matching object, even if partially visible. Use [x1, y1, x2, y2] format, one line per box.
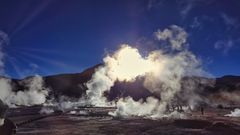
[6, 107, 240, 135]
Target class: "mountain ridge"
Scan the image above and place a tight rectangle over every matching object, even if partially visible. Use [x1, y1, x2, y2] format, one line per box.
[1, 64, 240, 105]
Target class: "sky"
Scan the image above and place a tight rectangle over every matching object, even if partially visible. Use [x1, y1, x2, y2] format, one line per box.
[0, 0, 239, 78]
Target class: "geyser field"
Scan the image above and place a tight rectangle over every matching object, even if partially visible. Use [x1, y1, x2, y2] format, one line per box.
[0, 25, 240, 135]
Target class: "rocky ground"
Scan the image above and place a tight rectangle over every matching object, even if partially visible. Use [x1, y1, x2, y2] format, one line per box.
[5, 106, 240, 135]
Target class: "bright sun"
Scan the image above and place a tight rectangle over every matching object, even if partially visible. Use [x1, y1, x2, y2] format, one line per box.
[104, 45, 163, 81]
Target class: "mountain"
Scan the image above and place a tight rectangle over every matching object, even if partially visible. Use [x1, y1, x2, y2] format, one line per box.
[6, 64, 240, 105]
[44, 64, 101, 98]
[44, 64, 154, 100]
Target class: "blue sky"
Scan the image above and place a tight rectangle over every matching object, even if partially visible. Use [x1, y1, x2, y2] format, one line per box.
[0, 0, 239, 78]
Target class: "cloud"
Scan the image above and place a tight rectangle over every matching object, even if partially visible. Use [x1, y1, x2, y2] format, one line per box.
[0, 31, 9, 46]
[147, 0, 196, 17]
[21, 63, 40, 77]
[155, 25, 188, 50]
[214, 39, 234, 55]
[179, 1, 194, 18]
[0, 31, 9, 75]
[147, 0, 165, 10]
[29, 63, 40, 74]
[220, 13, 239, 29]
[212, 13, 239, 55]
[190, 17, 202, 29]
[177, 0, 214, 19]
[30, 63, 39, 69]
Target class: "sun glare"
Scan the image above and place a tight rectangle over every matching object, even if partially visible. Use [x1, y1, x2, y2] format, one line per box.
[104, 45, 160, 81]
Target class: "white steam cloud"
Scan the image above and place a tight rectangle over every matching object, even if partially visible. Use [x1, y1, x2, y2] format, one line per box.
[10, 75, 49, 106]
[155, 25, 187, 50]
[0, 78, 12, 102]
[40, 107, 54, 115]
[225, 108, 240, 117]
[0, 75, 49, 107]
[0, 118, 4, 126]
[85, 25, 206, 118]
[208, 91, 240, 106]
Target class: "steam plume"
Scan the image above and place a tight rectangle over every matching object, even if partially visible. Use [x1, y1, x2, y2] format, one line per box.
[225, 108, 240, 117]
[85, 25, 207, 118]
[0, 75, 49, 107]
[10, 75, 49, 106]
